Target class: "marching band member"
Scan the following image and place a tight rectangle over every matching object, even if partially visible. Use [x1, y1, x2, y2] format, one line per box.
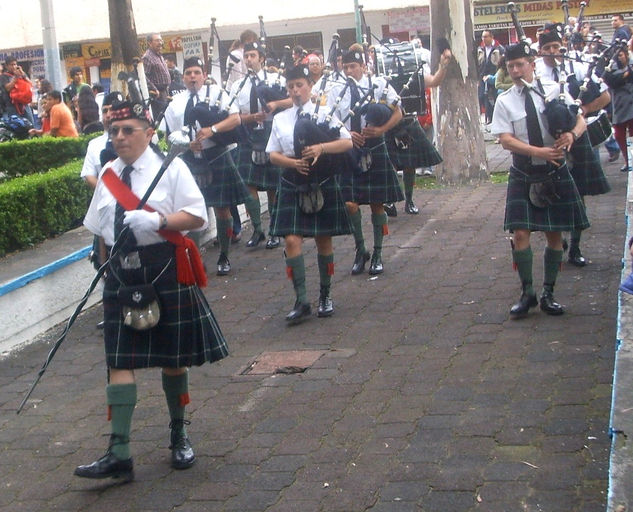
[327, 49, 404, 276]
[266, 65, 353, 324]
[230, 42, 293, 250]
[164, 57, 250, 276]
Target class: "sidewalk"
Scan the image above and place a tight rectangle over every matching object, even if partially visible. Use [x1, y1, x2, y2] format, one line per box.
[0, 141, 629, 511]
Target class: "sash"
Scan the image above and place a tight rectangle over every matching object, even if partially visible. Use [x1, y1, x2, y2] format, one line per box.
[102, 167, 207, 288]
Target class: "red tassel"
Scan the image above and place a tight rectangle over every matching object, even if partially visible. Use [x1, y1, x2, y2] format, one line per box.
[107, 405, 112, 421]
[559, 262, 563, 272]
[327, 262, 335, 276]
[382, 224, 389, 236]
[512, 262, 518, 272]
[179, 392, 191, 407]
[227, 227, 234, 239]
[286, 266, 293, 279]
[184, 238, 208, 288]
[175, 245, 195, 286]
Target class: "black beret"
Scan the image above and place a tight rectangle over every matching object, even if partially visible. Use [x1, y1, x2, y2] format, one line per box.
[539, 23, 563, 46]
[103, 91, 124, 106]
[244, 42, 266, 56]
[342, 49, 364, 65]
[285, 65, 310, 81]
[183, 57, 204, 71]
[505, 41, 532, 61]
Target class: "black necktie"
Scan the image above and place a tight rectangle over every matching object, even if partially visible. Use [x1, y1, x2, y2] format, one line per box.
[114, 165, 137, 253]
[552, 66, 559, 83]
[184, 92, 196, 126]
[524, 87, 544, 148]
[350, 82, 361, 133]
[249, 77, 259, 114]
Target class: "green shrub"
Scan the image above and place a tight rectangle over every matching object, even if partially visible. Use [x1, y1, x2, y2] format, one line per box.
[0, 160, 91, 256]
[0, 133, 100, 181]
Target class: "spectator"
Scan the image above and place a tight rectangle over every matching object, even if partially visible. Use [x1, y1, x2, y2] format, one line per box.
[292, 45, 307, 67]
[612, 14, 632, 43]
[63, 66, 90, 115]
[92, 83, 105, 119]
[477, 30, 503, 125]
[165, 56, 184, 95]
[494, 55, 513, 94]
[0, 58, 34, 124]
[28, 93, 52, 136]
[47, 90, 79, 137]
[307, 54, 323, 84]
[142, 33, 171, 118]
[77, 86, 103, 134]
[602, 46, 633, 172]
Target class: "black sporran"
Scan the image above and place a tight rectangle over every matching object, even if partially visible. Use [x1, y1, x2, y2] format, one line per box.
[528, 170, 561, 209]
[117, 283, 161, 331]
[297, 182, 325, 214]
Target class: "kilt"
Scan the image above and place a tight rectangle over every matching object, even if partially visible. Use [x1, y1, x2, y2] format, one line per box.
[236, 124, 282, 191]
[103, 243, 228, 369]
[270, 168, 353, 237]
[386, 116, 443, 170]
[504, 164, 590, 233]
[339, 138, 405, 205]
[567, 133, 611, 196]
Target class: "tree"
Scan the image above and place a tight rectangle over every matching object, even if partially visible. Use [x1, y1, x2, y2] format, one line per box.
[107, 0, 149, 98]
[430, 0, 488, 184]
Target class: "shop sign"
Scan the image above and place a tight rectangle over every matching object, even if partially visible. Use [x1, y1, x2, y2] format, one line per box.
[82, 42, 111, 59]
[181, 34, 203, 58]
[0, 47, 45, 62]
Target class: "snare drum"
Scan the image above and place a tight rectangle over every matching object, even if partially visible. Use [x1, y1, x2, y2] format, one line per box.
[586, 110, 612, 148]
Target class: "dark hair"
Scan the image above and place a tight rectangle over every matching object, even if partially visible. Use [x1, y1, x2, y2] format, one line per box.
[482, 30, 494, 38]
[240, 29, 258, 45]
[69, 66, 82, 77]
[48, 90, 63, 102]
[39, 79, 53, 93]
[613, 14, 625, 22]
[92, 83, 104, 93]
[78, 87, 100, 130]
[292, 45, 305, 55]
[5, 57, 17, 66]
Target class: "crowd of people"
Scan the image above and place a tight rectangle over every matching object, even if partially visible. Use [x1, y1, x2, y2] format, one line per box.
[2, 13, 632, 481]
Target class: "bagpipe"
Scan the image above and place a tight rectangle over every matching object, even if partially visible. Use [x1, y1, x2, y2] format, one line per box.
[508, 2, 580, 141]
[255, 15, 288, 110]
[184, 17, 243, 147]
[600, 39, 633, 89]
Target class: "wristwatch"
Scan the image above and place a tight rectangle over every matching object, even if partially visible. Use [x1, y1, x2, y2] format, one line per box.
[211, 125, 218, 135]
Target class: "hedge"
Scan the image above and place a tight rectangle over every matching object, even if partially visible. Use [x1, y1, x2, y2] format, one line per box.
[0, 133, 100, 181]
[0, 159, 91, 256]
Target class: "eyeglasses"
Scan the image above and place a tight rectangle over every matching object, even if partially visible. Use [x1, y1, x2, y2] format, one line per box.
[108, 126, 146, 137]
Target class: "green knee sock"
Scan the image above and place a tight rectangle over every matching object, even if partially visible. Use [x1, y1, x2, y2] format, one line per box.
[543, 247, 564, 292]
[245, 194, 262, 234]
[286, 254, 307, 304]
[512, 246, 534, 296]
[349, 209, 365, 253]
[107, 383, 137, 460]
[216, 217, 232, 256]
[371, 212, 388, 255]
[162, 372, 190, 435]
[317, 253, 334, 292]
[403, 169, 415, 202]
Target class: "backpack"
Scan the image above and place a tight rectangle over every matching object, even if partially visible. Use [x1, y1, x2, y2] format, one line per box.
[6, 74, 33, 114]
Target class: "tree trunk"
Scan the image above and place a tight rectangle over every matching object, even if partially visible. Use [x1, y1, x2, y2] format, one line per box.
[430, 0, 488, 184]
[108, 0, 146, 97]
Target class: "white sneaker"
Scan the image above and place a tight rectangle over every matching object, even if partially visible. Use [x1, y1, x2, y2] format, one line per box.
[415, 168, 424, 176]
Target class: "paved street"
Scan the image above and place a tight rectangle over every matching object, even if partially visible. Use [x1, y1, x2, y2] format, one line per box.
[0, 143, 626, 511]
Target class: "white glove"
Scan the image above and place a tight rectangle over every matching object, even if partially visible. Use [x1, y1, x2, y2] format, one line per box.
[168, 128, 191, 147]
[123, 210, 161, 235]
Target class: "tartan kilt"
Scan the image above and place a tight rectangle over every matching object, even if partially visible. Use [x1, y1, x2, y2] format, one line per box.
[386, 116, 443, 170]
[186, 146, 250, 208]
[339, 139, 405, 205]
[236, 142, 282, 191]
[504, 164, 590, 233]
[567, 133, 611, 196]
[270, 168, 353, 237]
[103, 243, 228, 369]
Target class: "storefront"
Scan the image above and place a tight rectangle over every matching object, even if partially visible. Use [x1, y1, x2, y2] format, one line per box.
[474, 0, 633, 45]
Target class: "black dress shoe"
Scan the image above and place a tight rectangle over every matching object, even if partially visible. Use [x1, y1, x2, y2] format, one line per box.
[96, 320, 105, 329]
[620, 165, 632, 173]
[285, 301, 311, 325]
[170, 420, 195, 469]
[404, 200, 419, 215]
[246, 231, 265, 247]
[368, 252, 383, 275]
[74, 452, 134, 481]
[540, 291, 564, 315]
[216, 253, 231, 276]
[509, 292, 538, 319]
[351, 249, 370, 275]
[317, 294, 334, 317]
[266, 235, 280, 249]
[568, 248, 586, 267]
[384, 203, 397, 217]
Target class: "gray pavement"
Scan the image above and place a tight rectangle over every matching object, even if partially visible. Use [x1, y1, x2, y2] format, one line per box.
[0, 142, 627, 511]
